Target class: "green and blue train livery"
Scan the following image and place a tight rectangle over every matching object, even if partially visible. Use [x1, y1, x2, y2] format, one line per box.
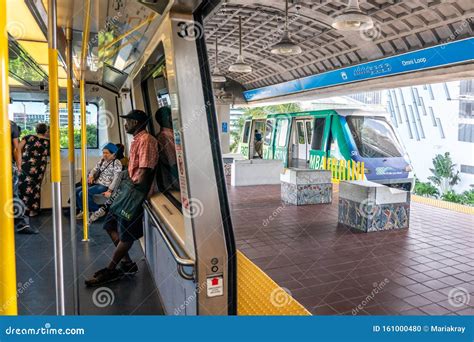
[239, 108, 414, 191]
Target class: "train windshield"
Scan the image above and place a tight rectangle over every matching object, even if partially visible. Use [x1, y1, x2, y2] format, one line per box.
[347, 116, 404, 158]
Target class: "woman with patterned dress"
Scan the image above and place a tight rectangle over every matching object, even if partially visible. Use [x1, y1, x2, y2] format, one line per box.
[18, 123, 50, 217]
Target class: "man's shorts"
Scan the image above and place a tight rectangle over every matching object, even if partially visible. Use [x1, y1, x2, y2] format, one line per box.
[103, 211, 144, 243]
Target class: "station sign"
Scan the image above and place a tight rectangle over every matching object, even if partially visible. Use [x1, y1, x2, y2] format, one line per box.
[243, 37, 474, 102]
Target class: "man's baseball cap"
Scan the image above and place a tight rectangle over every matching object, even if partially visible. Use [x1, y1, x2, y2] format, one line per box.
[120, 109, 149, 123]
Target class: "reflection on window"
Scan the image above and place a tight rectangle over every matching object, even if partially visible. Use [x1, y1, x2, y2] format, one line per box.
[461, 164, 474, 174]
[458, 124, 473, 142]
[347, 116, 404, 158]
[277, 120, 288, 147]
[242, 121, 251, 143]
[306, 121, 313, 145]
[297, 122, 305, 144]
[8, 101, 99, 148]
[264, 120, 273, 145]
[311, 118, 325, 150]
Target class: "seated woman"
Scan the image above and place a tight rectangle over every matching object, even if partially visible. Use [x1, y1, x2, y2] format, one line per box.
[76, 143, 122, 219]
[115, 143, 129, 170]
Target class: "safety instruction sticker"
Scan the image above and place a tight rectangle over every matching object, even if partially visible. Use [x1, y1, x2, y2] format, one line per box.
[206, 276, 224, 297]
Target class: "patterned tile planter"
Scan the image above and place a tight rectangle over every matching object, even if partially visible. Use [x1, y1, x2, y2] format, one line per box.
[338, 180, 410, 232]
[281, 168, 332, 205]
[223, 162, 232, 177]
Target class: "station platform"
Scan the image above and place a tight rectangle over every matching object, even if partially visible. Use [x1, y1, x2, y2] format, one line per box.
[228, 182, 474, 316]
[14, 184, 473, 316]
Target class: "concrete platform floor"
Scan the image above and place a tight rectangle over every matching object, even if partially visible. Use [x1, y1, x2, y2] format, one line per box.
[228, 183, 474, 316]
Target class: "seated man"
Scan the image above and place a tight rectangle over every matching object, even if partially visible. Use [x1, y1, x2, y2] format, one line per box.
[76, 143, 122, 219]
[85, 110, 158, 286]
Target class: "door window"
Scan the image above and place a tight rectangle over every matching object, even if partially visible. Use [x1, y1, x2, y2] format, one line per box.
[277, 120, 289, 147]
[297, 122, 305, 144]
[305, 121, 313, 145]
[242, 121, 251, 143]
[264, 120, 273, 145]
[311, 118, 326, 150]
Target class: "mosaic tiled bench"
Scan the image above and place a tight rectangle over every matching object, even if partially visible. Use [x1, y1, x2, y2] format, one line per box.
[223, 157, 233, 177]
[280, 168, 332, 205]
[338, 180, 410, 232]
[222, 154, 246, 177]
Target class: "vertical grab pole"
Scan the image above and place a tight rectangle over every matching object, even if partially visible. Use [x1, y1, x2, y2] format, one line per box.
[0, 0, 18, 316]
[48, 0, 66, 315]
[80, 80, 88, 241]
[80, 0, 91, 241]
[66, 27, 79, 315]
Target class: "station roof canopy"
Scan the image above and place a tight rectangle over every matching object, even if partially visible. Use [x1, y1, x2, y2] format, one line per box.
[204, 0, 474, 97]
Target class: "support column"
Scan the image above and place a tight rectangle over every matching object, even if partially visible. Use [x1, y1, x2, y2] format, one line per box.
[47, 0, 66, 315]
[216, 104, 230, 154]
[0, 0, 18, 316]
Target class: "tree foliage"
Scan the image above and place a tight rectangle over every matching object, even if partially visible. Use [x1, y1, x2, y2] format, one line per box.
[20, 125, 98, 149]
[414, 177, 439, 198]
[428, 152, 460, 194]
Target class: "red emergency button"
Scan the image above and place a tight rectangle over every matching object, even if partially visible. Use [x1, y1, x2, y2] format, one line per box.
[211, 278, 219, 286]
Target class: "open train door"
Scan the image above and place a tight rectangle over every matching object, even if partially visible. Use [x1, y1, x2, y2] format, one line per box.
[133, 1, 236, 315]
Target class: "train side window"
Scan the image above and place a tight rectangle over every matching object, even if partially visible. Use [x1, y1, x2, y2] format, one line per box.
[277, 120, 289, 147]
[9, 101, 99, 149]
[242, 121, 251, 143]
[311, 118, 326, 150]
[264, 119, 273, 145]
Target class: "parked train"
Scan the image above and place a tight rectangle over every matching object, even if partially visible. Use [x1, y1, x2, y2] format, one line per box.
[240, 108, 414, 191]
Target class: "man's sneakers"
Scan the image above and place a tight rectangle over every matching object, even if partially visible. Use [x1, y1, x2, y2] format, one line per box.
[85, 268, 123, 287]
[118, 261, 138, 275]
[85, 262, 138, 287]
[89, 207, 107, 223]
[17, 225, 39, 235]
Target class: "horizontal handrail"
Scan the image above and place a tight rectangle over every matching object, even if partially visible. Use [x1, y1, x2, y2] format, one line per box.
[143, 202, 195, 281]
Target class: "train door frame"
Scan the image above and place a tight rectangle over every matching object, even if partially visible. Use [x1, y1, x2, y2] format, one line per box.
[240, 118, 252, 159]
[262, 117, 275, 159]
[289, 117, 313, 168]
[308, 113, 333, 169]
[129, 6, 237, 315]
[249, 119, 265, 159]
[273, 116, 291, 166]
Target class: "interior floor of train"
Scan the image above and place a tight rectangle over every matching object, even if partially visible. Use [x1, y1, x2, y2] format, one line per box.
[15, 213, 163, 315]
[228, 182, 474, 316]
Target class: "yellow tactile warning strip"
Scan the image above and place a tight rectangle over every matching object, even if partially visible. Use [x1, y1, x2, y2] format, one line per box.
[237, 251, 311, 316]
[412, 195, 474, 215]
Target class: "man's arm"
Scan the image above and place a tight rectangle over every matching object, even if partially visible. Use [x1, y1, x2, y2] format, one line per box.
[133, 167, 154, 185]
[12, 138, 22, 171]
